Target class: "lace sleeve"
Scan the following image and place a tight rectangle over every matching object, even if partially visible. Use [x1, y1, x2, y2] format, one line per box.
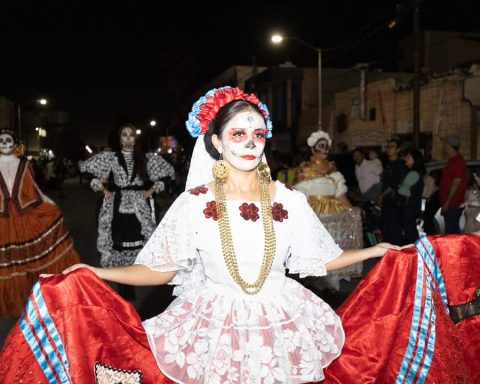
[285, 192, 343, 277]
[146, 153, 176, 193]
[134, 192, 204, 296]
[78, 152, 113, 180]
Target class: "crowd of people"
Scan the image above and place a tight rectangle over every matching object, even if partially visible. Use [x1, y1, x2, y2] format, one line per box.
[0, 87, 479, 383]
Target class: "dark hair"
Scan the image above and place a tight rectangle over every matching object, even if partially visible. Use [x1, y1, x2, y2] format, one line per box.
[352, 147, 365, 156]
[118, 123, 149, 184]
[203, 100, 266, 160]
[387, 139, 402, 149]
[405, 148, 425, 175]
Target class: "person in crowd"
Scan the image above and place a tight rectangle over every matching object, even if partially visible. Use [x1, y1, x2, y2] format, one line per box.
[294, 130, 363, 291]
[439, 134, 467, 234]
[378, 138, 407, 244]
[422, 170, 441, 234]
[79, 123, 175, 299]
[397, 148, 425, 244]
[352, 147, 382, 201]
[0, 88, 399, 383]
[0, 129, 79, 317]
[462, 171, 480, 233]
[368, 147, 383, 178]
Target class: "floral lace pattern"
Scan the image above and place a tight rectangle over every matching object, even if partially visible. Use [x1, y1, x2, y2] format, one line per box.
[136, 184, 344, 382]
[79, 151, 175, 267]
[144, 279, 343, 384]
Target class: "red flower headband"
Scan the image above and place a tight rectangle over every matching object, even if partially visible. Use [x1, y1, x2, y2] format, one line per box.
[186, 87, 273, 138]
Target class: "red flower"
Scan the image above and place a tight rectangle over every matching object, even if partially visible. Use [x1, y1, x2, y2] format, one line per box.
[239, 203, 260, 222]
[272, 203, 288, 222]
[203, 201, 218, 220]
[197, 88, 265, 135]
[188, 184, 209, 196]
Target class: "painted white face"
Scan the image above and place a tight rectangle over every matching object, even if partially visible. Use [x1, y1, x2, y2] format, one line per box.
[215, 110, 267, 172]
[312, 138, 330, 159]
[0, 133, 16, 155]
[120, 127, 136, 151]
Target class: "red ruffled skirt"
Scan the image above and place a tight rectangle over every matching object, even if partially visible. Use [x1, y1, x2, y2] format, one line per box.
[1, 235, 479, 383]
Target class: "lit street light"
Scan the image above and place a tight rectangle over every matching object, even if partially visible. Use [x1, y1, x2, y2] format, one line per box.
[35, 126, 47, 155]
[37, 98, 48, 106]
[136, 129, 142, 135]
[150, 120, 157, 127]
[271, 33, 323, 130]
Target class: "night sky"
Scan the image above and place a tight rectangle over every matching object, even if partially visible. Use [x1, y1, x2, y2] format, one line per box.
[1, 0, 479, 148]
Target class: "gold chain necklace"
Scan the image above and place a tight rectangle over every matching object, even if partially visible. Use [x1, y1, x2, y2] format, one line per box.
[214, 172, 276, 295]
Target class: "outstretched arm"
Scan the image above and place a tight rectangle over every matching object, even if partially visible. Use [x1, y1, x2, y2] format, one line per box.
[326, 243, 400, 271]
[63, 263, 177, 286]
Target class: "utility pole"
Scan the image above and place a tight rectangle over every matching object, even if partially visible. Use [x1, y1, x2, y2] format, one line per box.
[412, 0, 421, 148]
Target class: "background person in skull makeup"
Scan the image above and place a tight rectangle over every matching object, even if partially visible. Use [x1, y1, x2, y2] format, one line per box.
[293, 130, 364, 292]
[79, 123, 175, 300]
[0, 129, 80, 317]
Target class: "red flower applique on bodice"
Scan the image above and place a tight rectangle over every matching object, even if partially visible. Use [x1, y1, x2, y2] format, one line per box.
[239, 203, 260, 222]
[272, 203, 288, 222]
[189, 185, 209, 196]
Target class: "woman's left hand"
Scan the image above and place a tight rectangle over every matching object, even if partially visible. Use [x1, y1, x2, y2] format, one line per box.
[144, 188, 154, 198]
[372, 242, 402, 257]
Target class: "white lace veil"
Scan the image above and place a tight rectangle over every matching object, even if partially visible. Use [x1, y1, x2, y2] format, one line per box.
[185, 135, 269, 191]
[185, 135, 215, 190]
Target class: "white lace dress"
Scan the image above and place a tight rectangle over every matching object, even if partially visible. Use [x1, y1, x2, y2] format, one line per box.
[135, 181, 345, 383]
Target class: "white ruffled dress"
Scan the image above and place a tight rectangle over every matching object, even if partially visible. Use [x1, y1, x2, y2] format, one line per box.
[135, 181, 345, 383]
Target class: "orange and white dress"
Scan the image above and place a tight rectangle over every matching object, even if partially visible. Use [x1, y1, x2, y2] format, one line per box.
[0, 155, 79, 317]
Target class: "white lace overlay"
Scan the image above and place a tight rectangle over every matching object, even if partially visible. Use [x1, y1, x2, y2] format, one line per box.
[144, 279, 343, 384]
[79, 151, 175, 267]
[135, 182, 344, 383]
[135, 193, 204, 296]
[286, 193, 343, 278]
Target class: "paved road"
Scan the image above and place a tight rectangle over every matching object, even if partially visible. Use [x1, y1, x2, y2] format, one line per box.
[1, 178, 377, 349]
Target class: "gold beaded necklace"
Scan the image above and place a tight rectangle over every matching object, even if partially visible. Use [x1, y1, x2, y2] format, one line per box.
[214, 164, 276, 295]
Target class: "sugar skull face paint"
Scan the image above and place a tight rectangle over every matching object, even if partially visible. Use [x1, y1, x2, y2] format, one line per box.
[312, 138, 330, 159]
[120, 127, 136, 151]
[0, 133, 16, 155]
[215, 111, 266, 172]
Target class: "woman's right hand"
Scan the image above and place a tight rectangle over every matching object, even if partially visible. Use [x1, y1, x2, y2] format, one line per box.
[63, 263, 99, 276]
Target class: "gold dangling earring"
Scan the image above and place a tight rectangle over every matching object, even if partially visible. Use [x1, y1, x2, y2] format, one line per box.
[213, 154, 229, 182]
[256, 162, 271, 184]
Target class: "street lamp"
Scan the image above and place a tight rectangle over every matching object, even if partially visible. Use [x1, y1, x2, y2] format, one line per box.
[17, 97, 49, 155]
[271, 33, 323, 130]
[149, 120, 157, 127]
[35, 126, 47, 156]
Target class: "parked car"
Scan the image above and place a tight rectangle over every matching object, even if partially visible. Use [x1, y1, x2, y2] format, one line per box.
[418, 160, 480, 234]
